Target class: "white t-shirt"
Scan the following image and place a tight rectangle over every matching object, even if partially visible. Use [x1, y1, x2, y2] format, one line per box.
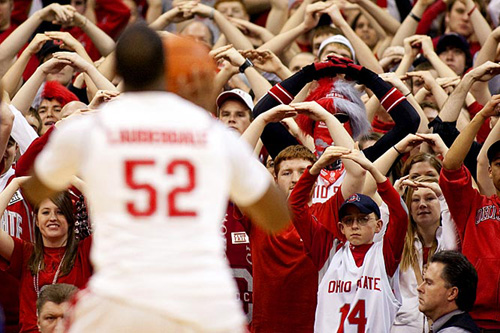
[35, 91, 272, 331]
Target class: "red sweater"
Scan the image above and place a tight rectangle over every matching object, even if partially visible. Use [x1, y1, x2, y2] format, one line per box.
[0, 237, 93, 332]
[440, 165, 500, 329]
[246, 219, 318, 333]
[243, 173, 346, 333]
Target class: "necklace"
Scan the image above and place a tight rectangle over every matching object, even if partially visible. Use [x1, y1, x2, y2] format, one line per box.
[33, 251, 67, 297]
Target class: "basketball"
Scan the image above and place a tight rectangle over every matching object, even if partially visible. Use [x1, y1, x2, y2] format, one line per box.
[163, 36, 216, 94]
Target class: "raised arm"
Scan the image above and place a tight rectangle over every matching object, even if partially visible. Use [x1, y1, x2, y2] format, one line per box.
[354, 0, 400, 35]
[69, 10, 116, 57]
[462, 0, 491, 46]
[191, 2, 253, 50]
[344, 149, 408, 276]
[252, 58, 347, 158]
[379, 72, 429, 133]
[390, 0, 435, 47]
[11, 58, 71, 115]
[419, 35, 457, 78]
[406, 71, 450, 109]
[241, 49, 292, 80]
[395, 36, 424, 77]
[258, 1, 330, 56]
[439, 62, 500, 123]
[292, 101, 366, 198]
[52, 52, 118, 93]
[211, 45, 271, 100]
[470, 27, 500, 105]
[149, 4, 191, 30]
[0, 178, 28, 261]
[1, 33, 51, 98]
[477, 111, 500, 196]
[0, 99, 14, 162]
[0, 3, 75, 76]
[444, 95, 500, 170]
[265, 0, 288, 35]
[325, 4, 383, 73]
[321, 56, 420, 161]
[241, 104, 297, 149]
[364, 134, 424, 197]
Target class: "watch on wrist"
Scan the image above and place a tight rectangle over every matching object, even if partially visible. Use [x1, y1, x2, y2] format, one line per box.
[239, 58, 254, 73]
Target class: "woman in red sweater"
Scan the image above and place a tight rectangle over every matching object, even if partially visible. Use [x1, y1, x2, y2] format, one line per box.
[0, 178, 92, 332]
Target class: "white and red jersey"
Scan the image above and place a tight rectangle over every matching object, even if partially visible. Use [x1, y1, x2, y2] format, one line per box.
[0, 172, 34, 243]
[0, 170, 34, 333]
[34, 92, 272, 331]
[222, 202, 253, 323]
[316, 241, 401, 333]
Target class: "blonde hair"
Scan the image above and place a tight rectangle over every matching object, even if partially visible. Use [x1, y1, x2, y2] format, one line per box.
[400, 175, 440, 271]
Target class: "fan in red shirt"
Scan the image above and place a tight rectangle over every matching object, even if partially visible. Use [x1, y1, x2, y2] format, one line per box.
[0, 185, 92, 333]
[440, 93, 500, 329]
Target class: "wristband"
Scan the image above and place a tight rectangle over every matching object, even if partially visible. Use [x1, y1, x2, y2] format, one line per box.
[239, 58, 254, 73]
[409, 12, 421, 22]
[404, 91, 411, 97]
[467, 5, 476, 16]
[393, 146, 402, 154]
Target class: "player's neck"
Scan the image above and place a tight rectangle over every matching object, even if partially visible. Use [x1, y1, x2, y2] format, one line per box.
[124, 78, 165, 93]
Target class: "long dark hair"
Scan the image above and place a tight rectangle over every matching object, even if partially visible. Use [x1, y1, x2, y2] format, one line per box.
[28, 191, 78, 276]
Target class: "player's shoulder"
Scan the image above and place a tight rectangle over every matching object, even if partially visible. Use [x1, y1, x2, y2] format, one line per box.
[101, 91, 216, 124]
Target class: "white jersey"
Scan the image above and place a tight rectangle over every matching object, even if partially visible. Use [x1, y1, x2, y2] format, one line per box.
[35, 92, 272, 331]
[315, 241, 401, 333]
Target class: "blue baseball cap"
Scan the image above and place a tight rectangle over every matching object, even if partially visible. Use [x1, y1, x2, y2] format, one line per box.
[339, 193, 380, 220]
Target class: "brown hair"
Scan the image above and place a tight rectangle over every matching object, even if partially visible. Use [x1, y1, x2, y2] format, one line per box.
[274, 145, 316, 175]
[401, 152, 442, 179]
[29, 192, 79, 277]
[358, 132, 383, 150]
[401, 175, 440, 271]
[214, 0, 246, 10]
[36, 283, 78, 314]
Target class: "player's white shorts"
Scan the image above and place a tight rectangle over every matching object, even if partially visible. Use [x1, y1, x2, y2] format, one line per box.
[67, 290, 247, 333]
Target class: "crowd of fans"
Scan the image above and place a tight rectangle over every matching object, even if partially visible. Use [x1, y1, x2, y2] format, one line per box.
[0, 0, 499, 332]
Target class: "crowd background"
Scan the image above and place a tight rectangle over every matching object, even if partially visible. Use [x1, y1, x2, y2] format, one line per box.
[0, 0, 499, 332]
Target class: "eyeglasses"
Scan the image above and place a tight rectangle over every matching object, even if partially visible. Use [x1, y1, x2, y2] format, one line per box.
[340, 215, 374, 226]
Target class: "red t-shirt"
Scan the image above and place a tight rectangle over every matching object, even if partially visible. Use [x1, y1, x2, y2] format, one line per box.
[0, 236, 93, 333]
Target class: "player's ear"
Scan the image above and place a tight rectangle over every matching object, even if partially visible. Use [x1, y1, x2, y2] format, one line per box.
[374, 219, 383, 233]
[338, 222, 346, 235]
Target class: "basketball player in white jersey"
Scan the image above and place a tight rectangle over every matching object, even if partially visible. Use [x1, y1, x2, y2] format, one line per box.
[23, 24, 291, 332]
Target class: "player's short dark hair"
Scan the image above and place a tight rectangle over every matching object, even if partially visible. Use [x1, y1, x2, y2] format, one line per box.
[115, 24, 165, 91]
[36, 283, 78, 314]
[274, 145, 316, 175]
[430, 251, 478, 312]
